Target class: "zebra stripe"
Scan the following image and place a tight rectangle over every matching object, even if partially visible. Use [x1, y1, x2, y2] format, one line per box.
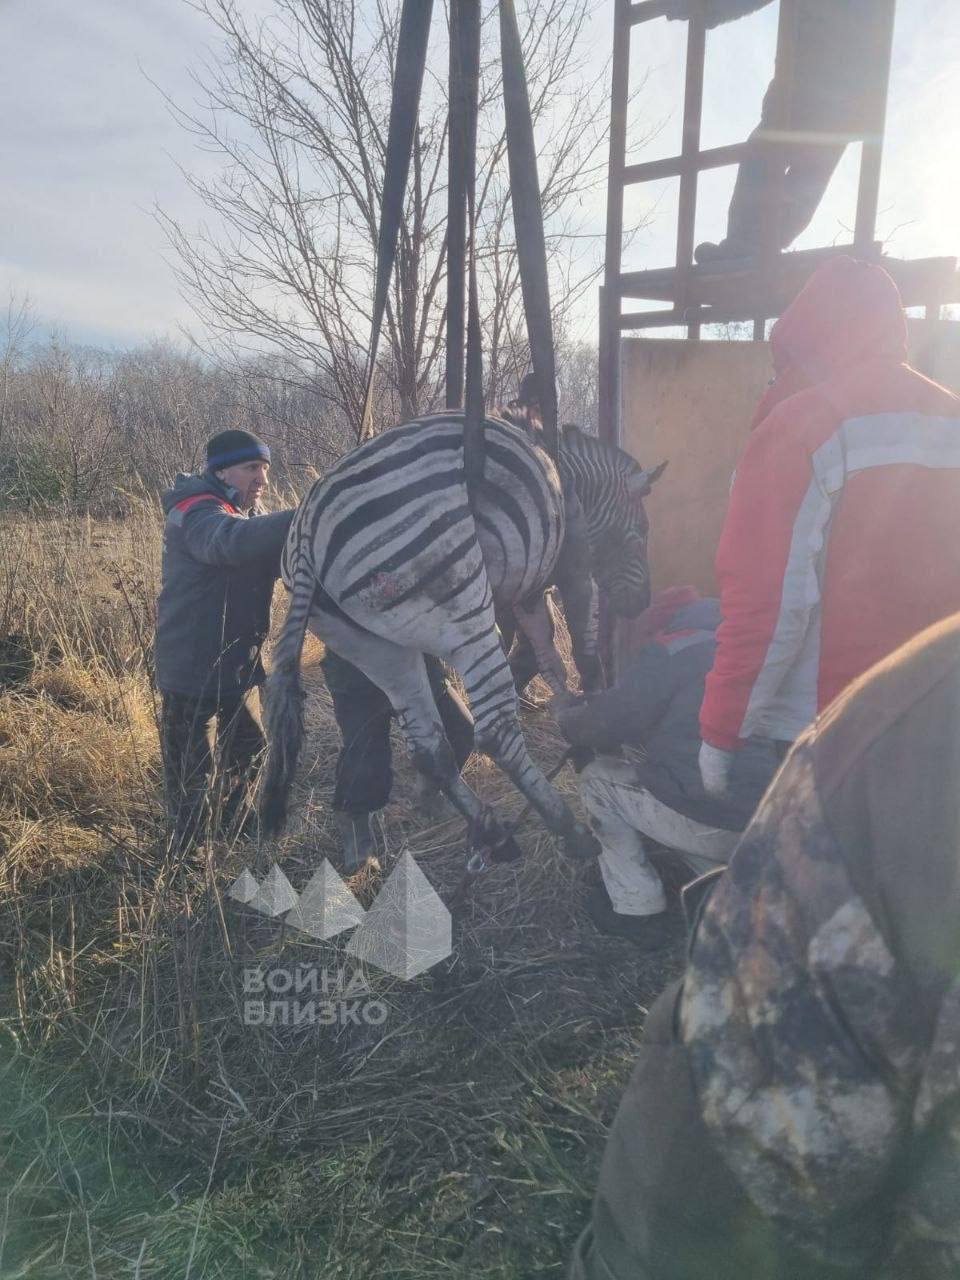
[292, 413, 559, 624]
[264, 410, 659, 851]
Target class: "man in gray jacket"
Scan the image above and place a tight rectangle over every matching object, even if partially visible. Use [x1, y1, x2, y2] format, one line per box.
[665, 0, 893, 262]
[555, 588, 776, 950]
[156, 429, 295, 849]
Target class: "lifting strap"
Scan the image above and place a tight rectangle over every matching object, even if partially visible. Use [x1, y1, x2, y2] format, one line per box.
[446, 3, 468, 410]
[363, 0, 558, 478]
[498, 0, 559, 459]
[359, 0, 434, 442]
[448, 1, 486, 497]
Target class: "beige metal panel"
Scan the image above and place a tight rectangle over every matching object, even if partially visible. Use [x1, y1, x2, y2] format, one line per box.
[620, 338, 773, 597]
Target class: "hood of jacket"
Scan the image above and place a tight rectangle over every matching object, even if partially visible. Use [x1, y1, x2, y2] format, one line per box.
[753, 257, 909, 428]
[162, 471, 242, 517]
[628, 587, 721, 644]
[663, 597, 721, 635]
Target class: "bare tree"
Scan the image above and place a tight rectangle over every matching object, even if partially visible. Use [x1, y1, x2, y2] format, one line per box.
[0, 293, 35, 456]
[158, 0, 615, 448]
[0, 332, 359, 510]
[11, 341, 126, 506]
[557, 339, 599, 432]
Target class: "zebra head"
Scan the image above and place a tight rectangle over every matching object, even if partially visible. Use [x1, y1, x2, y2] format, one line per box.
[558, 424, 667, 618]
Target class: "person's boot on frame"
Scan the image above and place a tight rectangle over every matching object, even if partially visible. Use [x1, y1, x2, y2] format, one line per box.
[664, 0, 893, 264]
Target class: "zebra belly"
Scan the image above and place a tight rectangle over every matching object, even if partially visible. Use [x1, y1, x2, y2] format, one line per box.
[475, 491, 561, 606]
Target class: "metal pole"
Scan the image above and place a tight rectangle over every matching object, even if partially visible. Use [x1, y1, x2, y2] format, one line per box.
[675, 0, 707, 339]
[599, 0, 631, 447]
[752, 0, 798, 338]
[854, 0, 897, 251]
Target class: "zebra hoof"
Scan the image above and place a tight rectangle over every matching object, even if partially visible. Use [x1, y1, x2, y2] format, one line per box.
[564, 823, 601, 861]
[334, 811, 382, 876]
[488, 833, 523, 865]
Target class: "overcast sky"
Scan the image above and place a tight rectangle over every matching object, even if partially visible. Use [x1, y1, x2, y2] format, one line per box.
[1, 0, 957, 349]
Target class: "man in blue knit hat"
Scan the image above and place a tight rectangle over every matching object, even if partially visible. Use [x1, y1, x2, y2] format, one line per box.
[156, 429, 295, 850]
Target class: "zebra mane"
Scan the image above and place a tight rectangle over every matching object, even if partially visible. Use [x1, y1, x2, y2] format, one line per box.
[491, 411, 639, 473]
[557, 422, 640, 477]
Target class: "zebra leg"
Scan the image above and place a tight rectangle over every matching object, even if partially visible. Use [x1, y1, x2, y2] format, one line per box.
[445, 612, 599, 860]
[555, 570, 604, 695]
[554, 496, 605, 694]
[512, 592, 576, 705]
[310, 610, 522, 862]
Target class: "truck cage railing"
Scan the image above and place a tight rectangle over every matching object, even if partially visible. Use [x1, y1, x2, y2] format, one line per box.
[598, 0, 960, 444]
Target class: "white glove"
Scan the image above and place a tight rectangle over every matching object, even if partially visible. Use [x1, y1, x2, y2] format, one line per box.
[699, 741, 734, 796]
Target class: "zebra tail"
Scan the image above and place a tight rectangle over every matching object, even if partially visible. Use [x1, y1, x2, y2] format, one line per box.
[260, 553, 314, 836]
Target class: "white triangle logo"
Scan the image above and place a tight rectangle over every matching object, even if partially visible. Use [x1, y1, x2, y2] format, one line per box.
[227, 868, 260, 904]
[248, 863, 299, 917]
[346, 851, 451, 979]
[286, 860, 365, 940]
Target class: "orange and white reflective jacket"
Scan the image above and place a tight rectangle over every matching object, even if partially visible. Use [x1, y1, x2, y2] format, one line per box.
[701, 256, 960, 751]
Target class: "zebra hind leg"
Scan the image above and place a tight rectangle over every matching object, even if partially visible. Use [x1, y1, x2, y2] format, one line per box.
[445, 613, 599, 860]
[310, 610, 523, 863]
[511, 591, 576, 704]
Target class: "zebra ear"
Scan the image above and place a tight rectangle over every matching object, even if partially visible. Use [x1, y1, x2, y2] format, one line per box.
[627, 460, 668, 497]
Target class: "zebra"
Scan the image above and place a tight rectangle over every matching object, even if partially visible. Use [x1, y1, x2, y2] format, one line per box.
[261, 410, 666, 863]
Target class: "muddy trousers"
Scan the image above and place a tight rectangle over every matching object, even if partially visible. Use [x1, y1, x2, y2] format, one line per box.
[579, 757, 739, 917]
[161, 688, 265, 850]
[570, 982, 858, 1280]
[321, 652, 474, 815]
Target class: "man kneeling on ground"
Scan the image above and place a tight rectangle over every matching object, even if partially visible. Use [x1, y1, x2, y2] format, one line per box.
[554, 587, 776, 950]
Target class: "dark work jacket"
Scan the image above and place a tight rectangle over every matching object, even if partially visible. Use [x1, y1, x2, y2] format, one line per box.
[704, 0, 891, 130]
[155, 472, 294, 699]
[560, 599, 777, 830]
[727, 0, 890, 127]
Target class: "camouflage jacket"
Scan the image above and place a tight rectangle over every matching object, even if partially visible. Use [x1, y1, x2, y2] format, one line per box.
[682, 615, 960, 1277]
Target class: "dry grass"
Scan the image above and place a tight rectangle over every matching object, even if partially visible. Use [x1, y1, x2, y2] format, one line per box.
[0, 671, 157, 828]
[0, 507, 685, 1279]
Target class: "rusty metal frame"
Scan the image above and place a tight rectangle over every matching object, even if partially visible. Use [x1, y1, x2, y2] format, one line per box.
[596, 0, 957, 449]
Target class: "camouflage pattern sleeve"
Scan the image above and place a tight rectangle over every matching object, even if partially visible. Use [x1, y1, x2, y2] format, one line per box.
[892, 983, 960, 1275]
[680, 743, 924, 1271]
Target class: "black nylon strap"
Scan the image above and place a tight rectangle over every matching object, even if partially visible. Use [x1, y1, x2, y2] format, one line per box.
[359, 0, 435, 441]
[498, 0, 558, 460]
[446, 2, 467, 409]
[457, 1, 485, 497]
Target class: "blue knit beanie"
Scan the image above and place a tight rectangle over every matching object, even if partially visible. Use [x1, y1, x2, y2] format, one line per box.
[206, 429, 271, 470]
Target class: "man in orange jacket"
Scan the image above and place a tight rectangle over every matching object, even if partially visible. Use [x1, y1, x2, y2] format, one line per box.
[699, 256, 960, 795]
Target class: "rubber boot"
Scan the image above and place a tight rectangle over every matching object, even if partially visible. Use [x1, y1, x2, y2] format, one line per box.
[333, 811, 381, 876]
[585, 882, 678, 953]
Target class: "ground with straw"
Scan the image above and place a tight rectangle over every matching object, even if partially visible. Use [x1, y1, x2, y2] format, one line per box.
[0, 507, 685, 1278]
